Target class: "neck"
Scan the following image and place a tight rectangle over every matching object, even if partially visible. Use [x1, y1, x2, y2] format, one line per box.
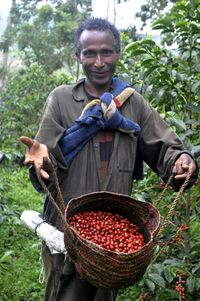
[84, 79, 112, 98]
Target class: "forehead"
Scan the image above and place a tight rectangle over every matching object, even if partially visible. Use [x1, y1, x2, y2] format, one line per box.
[79, 30, 115, 49]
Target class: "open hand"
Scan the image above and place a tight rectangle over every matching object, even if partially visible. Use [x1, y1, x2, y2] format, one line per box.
[20, 136, 52, 179]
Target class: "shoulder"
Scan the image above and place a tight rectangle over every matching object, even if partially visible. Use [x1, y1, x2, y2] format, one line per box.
[131, 89, 148, 104]
[50, 83, 75, 97]
[128, 89, 152, 112]
[49, 78, 85, 102]
[43, 85, 72, 113]
[46, 82, 77, 106]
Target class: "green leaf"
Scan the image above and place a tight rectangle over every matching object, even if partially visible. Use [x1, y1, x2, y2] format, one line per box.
[176, 20, 188, 29]
[166, 112, 187, 131]
[186, 276, 195, 294]
[153, 245, 160, 255]
[140, 58, 155, 67]
[163, 259, 183, 266]
[0, 214, 4, 224]
[191, 265, 200, 274]
[148, 273, 166, 288]
[0, 250, 13, 262]
[164, 268, 174, 284]
[190, 21, 200, 30]
[185, 104, 200, 114]
[152, 19, 172, 27]
[0, 251, 13, 272]
[174, 2, 187, 10]
[163, 288, 179, 298]
[152, 24, 166, 30]
[168, 118, 187, 131]
[158, 87, 167, 99]
[144, 65, 159, 77]
[192, 145, 200, 156]
[144, 278, 156, 291]
[124, 42, 139, 52]
[131, 49, 148, 55]
[141, 39, 156, 46]
[0, 262, 12, 272]
[161, 29, 175, 34]
[151, 263, 164, 274]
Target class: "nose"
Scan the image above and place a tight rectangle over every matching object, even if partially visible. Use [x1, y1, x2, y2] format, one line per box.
[94, 54, 105, 68]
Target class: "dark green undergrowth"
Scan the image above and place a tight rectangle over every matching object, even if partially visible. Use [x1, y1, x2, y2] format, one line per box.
[0, 166, 44, 301]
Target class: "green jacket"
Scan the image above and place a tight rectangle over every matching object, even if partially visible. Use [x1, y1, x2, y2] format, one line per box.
[31, 78, 196, 227]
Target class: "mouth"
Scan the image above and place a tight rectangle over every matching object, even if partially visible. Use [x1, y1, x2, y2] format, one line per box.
[92, 71, 109, 77]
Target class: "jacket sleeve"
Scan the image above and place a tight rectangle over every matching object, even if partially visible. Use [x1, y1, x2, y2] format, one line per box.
[134, 93, 199, 191]
[29, 88, 70, 192]
[35, 88, 69, 172]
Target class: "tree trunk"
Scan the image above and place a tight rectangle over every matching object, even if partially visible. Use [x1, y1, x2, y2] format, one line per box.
[0, 5, 12, 88]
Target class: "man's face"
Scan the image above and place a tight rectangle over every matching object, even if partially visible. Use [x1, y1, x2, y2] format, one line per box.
[77, 29, 120, 90]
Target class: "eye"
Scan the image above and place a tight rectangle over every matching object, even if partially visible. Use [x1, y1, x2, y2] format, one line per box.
[82, 50, 96, 58]
[102, 49, 114, 56]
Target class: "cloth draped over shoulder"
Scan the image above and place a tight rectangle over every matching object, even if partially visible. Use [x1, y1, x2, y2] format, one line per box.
[59, 77, 141, 168]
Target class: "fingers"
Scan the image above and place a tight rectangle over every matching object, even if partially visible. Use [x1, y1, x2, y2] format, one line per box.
[173, 154, 196, 180]
[42, 156, 52, 173]
[20, 136, 35, 149]
[35, 157, 52, 180]
[33, 157, 52, 179]
[173, 160, 188, 178]
[187, 162, 197, 174]
[39, 168, 50, 180]
[24, 158, 34, 166]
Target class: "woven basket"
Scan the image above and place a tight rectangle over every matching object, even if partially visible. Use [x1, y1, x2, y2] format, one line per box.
[63, 191, 160, 289]
[36, 169, 191, 290]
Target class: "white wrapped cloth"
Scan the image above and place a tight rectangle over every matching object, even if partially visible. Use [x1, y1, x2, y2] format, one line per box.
[20, 210, 66, 254]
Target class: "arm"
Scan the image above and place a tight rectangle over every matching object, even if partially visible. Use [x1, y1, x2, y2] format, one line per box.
[135, 95, 198, 190]
[20, 87, 70, 190]
[34, 89, 68, 170]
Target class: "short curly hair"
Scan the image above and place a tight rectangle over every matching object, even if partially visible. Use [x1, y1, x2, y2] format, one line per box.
[75, 17, 121, 54]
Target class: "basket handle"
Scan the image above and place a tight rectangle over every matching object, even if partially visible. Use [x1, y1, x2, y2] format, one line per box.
[154, 171, 192, 243]
[35, 168, 77, 257]
[154, 173, 175, 207]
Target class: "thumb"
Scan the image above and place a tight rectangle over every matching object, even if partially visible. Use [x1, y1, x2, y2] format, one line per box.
[20, 136, 35, 149]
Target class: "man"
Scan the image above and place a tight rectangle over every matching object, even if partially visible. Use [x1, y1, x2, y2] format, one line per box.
[20, 18, 198, 301]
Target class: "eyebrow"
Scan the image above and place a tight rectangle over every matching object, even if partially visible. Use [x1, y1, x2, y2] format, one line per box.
[82, 48, 115, 53]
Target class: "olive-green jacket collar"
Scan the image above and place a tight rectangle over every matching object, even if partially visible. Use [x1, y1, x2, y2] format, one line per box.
[72, 78, 86, 102]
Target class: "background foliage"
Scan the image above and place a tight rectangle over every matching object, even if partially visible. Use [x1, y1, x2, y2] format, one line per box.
[0, 64, 74, 163]
[0, 0, 199, 300]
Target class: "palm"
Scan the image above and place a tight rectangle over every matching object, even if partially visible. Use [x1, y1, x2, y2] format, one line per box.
[20, 136, 50, 179]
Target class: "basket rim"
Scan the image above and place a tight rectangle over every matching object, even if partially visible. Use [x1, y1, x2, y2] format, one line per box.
[65, 191, 160, 213]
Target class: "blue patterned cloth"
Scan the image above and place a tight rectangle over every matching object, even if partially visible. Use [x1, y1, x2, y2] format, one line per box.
[59, 78, 141, 167]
